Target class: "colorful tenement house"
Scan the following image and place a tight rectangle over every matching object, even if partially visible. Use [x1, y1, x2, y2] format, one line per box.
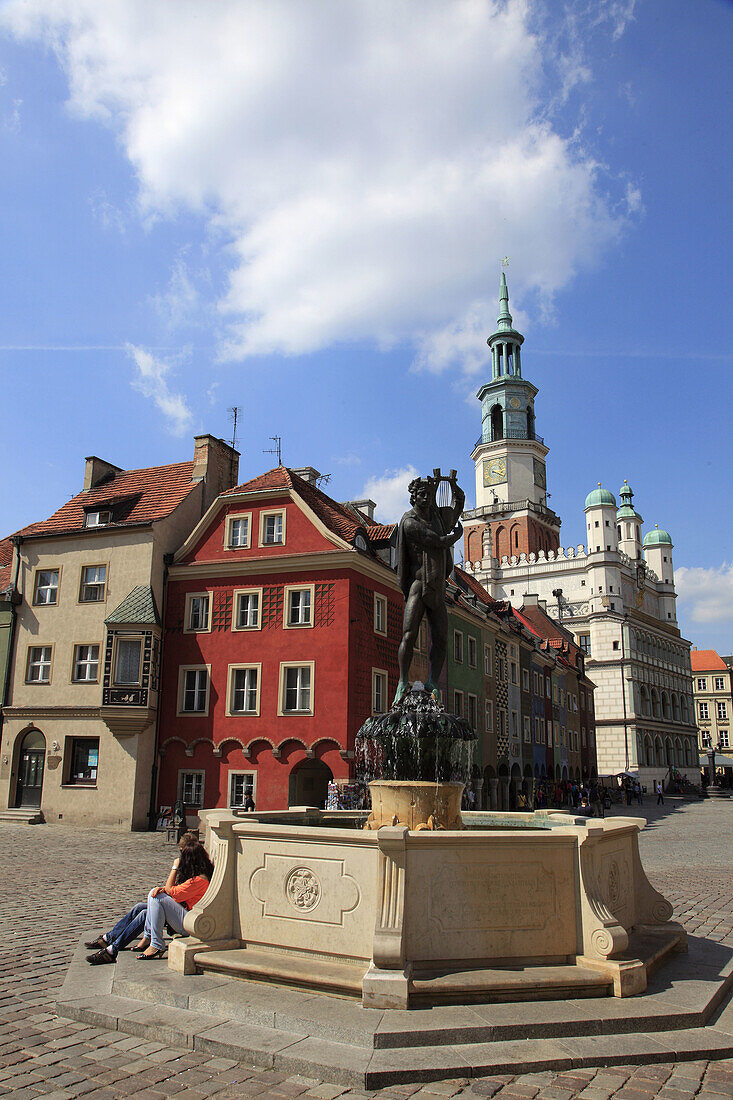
[0, 436, 238, 827]
[155, 466, 400, 819]
[691, 649, 733, 760]
[462, 276, 698, 791]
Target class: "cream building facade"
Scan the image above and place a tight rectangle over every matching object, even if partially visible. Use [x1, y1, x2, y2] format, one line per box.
[462, 278, 698, 790]
[691, 649, 732, 755]
[1, 436, 238, 828]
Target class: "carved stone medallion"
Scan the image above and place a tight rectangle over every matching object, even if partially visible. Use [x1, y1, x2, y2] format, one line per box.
[285, 867, 321, 912]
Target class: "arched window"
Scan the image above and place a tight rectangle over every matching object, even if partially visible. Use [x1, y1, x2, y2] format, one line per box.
[644, 734, 653, 767]
[490, 404, 503, 441]
[526, 406, 535, 440]
[494, 525, 506, 561]
[655, 736, 663, 767]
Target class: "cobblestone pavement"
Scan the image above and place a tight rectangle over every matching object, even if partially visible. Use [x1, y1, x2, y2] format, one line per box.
[0, 798, 732, 1099]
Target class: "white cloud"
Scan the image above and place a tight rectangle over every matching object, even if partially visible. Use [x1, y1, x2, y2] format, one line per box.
[127, 344, 193, 436]
[676, 563, 733, 625]
[3, 0, 636, 370]
[362, 465, 419, 524]
[151, 252, 200, 330]
[88, 189, 126, 233]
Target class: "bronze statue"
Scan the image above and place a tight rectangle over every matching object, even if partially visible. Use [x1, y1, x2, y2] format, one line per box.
[393, 470, 465, 706]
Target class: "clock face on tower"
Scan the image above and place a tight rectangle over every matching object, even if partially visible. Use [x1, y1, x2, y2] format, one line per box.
[483, 458, 507, 487]
[509, 397, 521, 409]
[533, 459, 546, 490]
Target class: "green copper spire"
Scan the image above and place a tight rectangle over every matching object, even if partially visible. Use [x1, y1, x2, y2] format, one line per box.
[496, 272, 514, 332]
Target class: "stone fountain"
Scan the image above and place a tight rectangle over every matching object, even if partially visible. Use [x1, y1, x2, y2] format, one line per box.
[169, 471, 684, 1009]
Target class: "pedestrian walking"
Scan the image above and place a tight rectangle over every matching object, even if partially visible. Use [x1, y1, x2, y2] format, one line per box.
[656, 780, 664, 805]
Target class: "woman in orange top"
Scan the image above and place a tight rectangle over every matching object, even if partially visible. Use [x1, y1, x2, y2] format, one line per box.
[138, 842, 214, 960]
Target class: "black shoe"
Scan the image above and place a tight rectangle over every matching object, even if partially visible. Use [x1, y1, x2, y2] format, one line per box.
[86, 948, 115, 965]
[85, 936, 107, 950]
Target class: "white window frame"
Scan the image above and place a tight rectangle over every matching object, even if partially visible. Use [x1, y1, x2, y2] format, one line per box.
[226, 663, 261, 716]
[522, 668, 530, 691]
[374, 593, 387, 637]
[485, 698, 493, 733]
[697, 678, 707, 691]
[178, 769, 205, 808]
[224, 511, 252, 550]
[26, 644, 53, 684]
[714, 676, 725, 691]
[177, 665, 211, 716]
[453, 631, 464, 663]
[185, 592, 212, 633]
[259, 508, 286, 547]
[510, 661, 518, 685]
[113, 635, 143, 686]
[511, 710, 519, 738]
[720, 730, 730, 749]
[372, 667, 388, 715]
[228, 770, 257, 808]
[547, 719, 553, 747]
[699, 701, 709, 720]
[79, 563, 107, 603]
[33, 567, 60, 606]
[717, 701, 728, 721]
[484, 644, 492, 676]
[454, 690, 464, 718]
[231, 587, 263, 631]
[72, 642, 100, 683]
[283, 584, 315, 629]
[523, 715, 531, 743]
[278, 661, 315, 716]
[84, 509, 112, 528]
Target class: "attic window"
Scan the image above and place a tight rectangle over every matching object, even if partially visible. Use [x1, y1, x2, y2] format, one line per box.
[85, 510, 112, 528]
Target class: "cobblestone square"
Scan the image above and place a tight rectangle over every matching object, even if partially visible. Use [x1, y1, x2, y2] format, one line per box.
[1, 798, 732, 1099]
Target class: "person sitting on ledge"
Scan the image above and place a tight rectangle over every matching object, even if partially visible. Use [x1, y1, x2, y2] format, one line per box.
[137, 841, 215, 960]
[86, 832, 200, 965]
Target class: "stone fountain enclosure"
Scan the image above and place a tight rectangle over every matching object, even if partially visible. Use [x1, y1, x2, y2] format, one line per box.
[169, 808, 684, 1009]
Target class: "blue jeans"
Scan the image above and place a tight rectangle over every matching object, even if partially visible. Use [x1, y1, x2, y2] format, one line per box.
[144, 891, 187, 951]
[105, 901, 147, 956]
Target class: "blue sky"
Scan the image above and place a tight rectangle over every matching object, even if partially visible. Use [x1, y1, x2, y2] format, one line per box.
[0, 0, 731, 650]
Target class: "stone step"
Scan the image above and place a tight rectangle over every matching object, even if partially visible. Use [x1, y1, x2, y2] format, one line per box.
[196, 947, 368, 998]
[56, 988, 733, 1087]
[410, 962, 611, 1005]
[0, 808, 44, 824]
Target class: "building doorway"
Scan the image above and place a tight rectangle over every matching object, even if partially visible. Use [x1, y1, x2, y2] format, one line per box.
[15, 729, 46, 809]
[288, 758, 333, 808]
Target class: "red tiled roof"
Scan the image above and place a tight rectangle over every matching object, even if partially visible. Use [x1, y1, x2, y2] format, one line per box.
[0, 538, 13, 569]
[366, 524, 396, 542]
[0, 566, 11, 590]
[224, 466, 385, 547]
[690, 649, 728, 672]
[18, 461, 197, 539]
[514, 604, 577, 648]
[453, 566, 503, 608]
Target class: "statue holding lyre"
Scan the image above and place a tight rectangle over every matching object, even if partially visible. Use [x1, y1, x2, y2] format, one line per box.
[393, 469, 465, 706]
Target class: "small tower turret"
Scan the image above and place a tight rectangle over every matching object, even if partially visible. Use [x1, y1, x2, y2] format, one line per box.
[584, 483, 618, 554]
[643, 526, 677, 622]
[616, 480, 643, 560]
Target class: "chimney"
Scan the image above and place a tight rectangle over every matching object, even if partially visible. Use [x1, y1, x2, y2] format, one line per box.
[291, 467, 321, 485]
[84, 456, 123, 491]
[343, 498, 377, 521]
[522, 594, 539, 608]
[192, 435, 240, 511]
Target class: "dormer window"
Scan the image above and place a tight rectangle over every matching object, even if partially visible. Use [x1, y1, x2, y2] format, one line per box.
[85, 510, 112, 528]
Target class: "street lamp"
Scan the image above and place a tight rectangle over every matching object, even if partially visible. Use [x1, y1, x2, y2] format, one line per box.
[706, 739, 730, 800]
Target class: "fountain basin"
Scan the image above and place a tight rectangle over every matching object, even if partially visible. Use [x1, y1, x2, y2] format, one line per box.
[171, 808, 683, 1009]
[365, 780, 464, 830]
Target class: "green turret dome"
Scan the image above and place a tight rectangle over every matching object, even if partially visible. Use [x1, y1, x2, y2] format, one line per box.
[585, 483, 616, 509]
[643, 525, 673, 548]
[616, 478, 638, 520]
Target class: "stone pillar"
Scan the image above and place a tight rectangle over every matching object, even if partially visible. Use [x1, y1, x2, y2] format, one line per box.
[489, 777, 499, 810]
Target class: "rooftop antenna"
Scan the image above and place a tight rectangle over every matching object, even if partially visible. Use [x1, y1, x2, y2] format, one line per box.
[316, 472, 332, 488]
[263, 435, 282, 466]
[227, 406, 240, 485]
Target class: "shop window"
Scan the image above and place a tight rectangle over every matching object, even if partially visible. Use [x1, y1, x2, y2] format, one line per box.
[67, 738, 99, 785]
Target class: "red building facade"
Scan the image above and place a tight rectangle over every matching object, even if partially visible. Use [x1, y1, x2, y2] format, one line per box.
[156, 467, 401, 816]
